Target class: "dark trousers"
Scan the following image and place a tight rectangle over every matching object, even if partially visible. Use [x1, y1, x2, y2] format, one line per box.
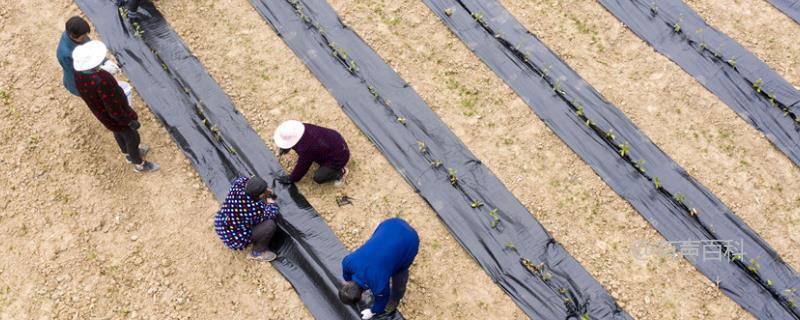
[251, 219, 277, 252]
[313, 165, 344, 184]
[386, 269, 409, 312]
[113, 128, 142, 164]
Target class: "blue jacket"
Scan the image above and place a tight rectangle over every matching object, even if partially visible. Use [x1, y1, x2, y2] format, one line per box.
[342, 218, 419, 314]
[56, 32, 88, 96]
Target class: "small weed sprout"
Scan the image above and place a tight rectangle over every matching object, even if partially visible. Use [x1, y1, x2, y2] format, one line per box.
[471, 199, 484, 208]
[448, 168, 458, 185]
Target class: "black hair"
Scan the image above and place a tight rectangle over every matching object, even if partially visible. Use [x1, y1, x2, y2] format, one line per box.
[339, 281, 362, 305]
[65, 16, 90, 38]
[244, 176, 268, 199]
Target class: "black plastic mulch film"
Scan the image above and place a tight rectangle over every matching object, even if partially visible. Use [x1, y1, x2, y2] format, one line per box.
[766, 0, 800, 24]
[74, 1, 389, 319]
[422, 0, 800, 319]
[598, 0, 800, 168]
[249, 0, 629, 319]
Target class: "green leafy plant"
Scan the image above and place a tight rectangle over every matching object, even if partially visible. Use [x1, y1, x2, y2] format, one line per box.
[618, 142, 630, 157]
[368, 85, 379, 98]
[585, 119, 592, 127]
[471, 199, 484, 208]
[635, 159, 646, 173]
[605, 128, 615, 140]
[448, 168, 458, 185]
[417, 141, 427, 153]
[753, 79, 763, 93]
[673, 193, 685, 204]
[748, 258, 761, 273]
[576, 105, 584, 117]
[767, 279, 773, 288]
[672, 22, 681, 33]
[228, 146, 237, 155]
[654, 176, 662, 189]
[727, 58, 737, 69]
[582, 313, 590, 320]
[489, 208, 500, 228]
[553, 80, 562, 93]
[505, 241, 515, 250]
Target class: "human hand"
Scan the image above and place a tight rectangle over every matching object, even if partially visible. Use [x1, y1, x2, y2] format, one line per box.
[101, 60, 120, 75]
[360, 309, 374, 320]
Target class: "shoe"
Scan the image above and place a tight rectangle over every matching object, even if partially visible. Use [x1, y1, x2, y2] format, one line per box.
[334, 167, 349, 187]
[133, 161, 160, 173]
[248, 250, 277, 262]
[125, 144, 150, 163]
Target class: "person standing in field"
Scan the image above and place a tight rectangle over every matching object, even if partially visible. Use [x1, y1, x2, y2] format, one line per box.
[72, 40, 158, 172]
[339, 218, 419, 319]
[214, 176, 280, 262]
[273, 120, 350, 186]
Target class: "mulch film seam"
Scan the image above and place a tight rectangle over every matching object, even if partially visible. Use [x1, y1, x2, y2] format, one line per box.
[75, 1, 375, 319]
[248, 0, 631, 318]
[422, 0, 800, 318]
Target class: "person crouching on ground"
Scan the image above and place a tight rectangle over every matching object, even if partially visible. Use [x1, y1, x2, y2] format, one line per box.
[214, 176, 280, 262]
[273, 120, 350, 186]
[339, 218, 420, 319]
[72, 40, 158, 173]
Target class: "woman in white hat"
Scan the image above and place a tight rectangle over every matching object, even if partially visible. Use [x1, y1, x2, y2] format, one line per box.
[274, 120, 350, 186]
[73, 40, 159, 173]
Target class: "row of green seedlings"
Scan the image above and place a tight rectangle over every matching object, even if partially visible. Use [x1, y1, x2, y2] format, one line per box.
[118, 6, 239, 157]
[465, 5, 796, 310]
[285, 0, 505, 232]
[648, 1, 800, 126]
[522, 259, 590, 320]
[644, 3, 799, 309]
[118, 6, 144, 38]
[458, 5, 596, 317]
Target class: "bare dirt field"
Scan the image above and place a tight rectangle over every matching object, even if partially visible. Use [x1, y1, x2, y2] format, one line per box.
[1, 0, 798, 319]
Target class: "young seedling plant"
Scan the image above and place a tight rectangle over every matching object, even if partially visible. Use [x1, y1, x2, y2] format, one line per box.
[470, 199, 484, 208]
[448, 168, 458, 186]
[488, 208, 500, 228]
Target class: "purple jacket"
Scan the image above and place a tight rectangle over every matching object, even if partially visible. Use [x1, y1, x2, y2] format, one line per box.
[290, 123, 350, 181]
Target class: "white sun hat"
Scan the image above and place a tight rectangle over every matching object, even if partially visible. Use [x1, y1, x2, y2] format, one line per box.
[274, 120, 305, 149]
[73, 40, 108, 72]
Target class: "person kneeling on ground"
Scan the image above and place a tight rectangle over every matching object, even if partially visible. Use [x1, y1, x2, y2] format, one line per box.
[340, 218, 419, 319]
[273, 120, 350, 186]
[214, 176, 280, 262]
[72, 40, 158, 173]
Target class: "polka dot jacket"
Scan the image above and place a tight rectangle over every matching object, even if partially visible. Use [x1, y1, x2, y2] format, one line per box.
[214, 177, 279, 250]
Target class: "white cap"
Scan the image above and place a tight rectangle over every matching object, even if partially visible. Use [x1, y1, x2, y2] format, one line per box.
[73, 40, 108, 72]
[274, 120, 305, 149]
